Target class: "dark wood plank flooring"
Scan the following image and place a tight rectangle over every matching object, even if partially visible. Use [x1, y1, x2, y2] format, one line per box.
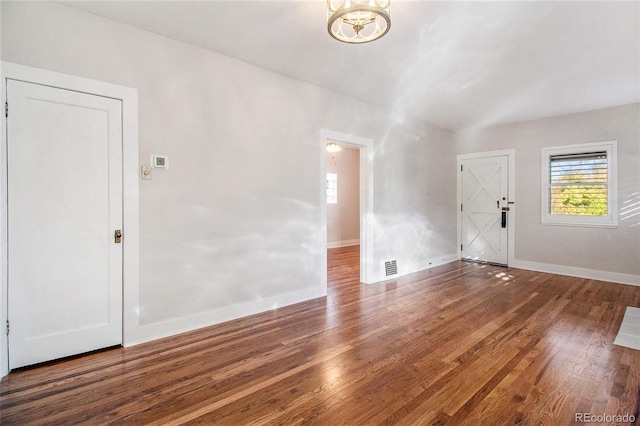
[1, 245, 639, 425]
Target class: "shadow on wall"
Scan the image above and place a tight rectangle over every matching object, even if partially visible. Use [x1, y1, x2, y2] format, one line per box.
[140, 195, 321, 325]
[619, 191, 640, 254]
[372, 212, 455, 277]
[620, 191, 640, 228]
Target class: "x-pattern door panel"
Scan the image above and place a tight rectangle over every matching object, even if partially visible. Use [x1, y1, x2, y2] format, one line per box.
[461, 156, 508, 265]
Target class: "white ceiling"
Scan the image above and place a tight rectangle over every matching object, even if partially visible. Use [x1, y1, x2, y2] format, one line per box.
[61, 1, 639, 131]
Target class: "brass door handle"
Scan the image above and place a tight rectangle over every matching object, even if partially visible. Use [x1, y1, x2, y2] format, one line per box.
[114, 229, 123, 243]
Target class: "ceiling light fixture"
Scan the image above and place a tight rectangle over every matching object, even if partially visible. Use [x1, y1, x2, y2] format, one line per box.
[326, 142, 343, 153]
[327, 0, 391, 44]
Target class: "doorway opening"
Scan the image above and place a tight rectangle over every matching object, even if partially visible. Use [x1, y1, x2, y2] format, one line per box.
[326, 145, 360, 249]
[326, 144, 360, 291]
[320, 129, 374, 292]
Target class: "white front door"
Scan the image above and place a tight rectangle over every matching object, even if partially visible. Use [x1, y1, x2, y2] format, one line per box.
[460, 155, 509, 265]
[7, 79, 123, 369]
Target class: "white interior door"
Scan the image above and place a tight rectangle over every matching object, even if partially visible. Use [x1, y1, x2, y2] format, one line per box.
[7, 79, 123, 369]
[461, 155, 509, 265]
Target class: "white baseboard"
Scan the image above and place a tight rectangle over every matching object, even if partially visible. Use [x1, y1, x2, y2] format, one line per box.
[124, 286, 326, 347]
[327, 239, 360, 249]
[124, 257, 638, 350]
[416, 253, 460, 272]
[510, 259, 640, 287]
[374, 253, 459, 283]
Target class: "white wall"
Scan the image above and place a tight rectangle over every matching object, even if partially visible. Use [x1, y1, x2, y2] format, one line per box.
[1, 2, 457, 345]
[457, 103, 640, 283]
[373, 121, 459, 277]
[327, 146, 360, 246]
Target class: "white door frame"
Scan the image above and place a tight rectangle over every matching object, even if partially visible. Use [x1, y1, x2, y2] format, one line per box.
[320, 129, 374, 287]
[457, 149, 516, 266]
[0, 62, 139, 376]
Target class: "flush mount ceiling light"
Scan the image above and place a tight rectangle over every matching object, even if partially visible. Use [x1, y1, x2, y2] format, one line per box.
[326, 142, 343, 153]
[327, 0, 391, 44]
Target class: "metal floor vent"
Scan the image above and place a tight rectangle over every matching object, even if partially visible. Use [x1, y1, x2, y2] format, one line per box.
[385, 260, 398, 276]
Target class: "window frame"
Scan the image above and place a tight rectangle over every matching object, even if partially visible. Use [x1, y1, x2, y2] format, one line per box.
[541, 140, 618, 228]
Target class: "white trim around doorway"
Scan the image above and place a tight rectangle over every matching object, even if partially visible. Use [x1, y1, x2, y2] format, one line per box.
[320, 129, 374, 288]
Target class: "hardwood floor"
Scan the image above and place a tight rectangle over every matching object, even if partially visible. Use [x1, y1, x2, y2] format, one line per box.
[1, 245, 639, 425]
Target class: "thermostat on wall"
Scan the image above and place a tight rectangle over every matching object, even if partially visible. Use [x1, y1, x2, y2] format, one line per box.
[151, 155, 168, 169]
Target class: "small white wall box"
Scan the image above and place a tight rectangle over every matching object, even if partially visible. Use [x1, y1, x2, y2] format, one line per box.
[151, 155, 168, 168]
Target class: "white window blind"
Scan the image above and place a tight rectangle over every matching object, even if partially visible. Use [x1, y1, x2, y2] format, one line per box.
[541, 141, 617, 228]
[549, 151, 608, 216]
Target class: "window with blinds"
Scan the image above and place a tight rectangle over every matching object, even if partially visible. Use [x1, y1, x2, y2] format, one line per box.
[542, 141, 617, 227]
[549, 152, 608, 216]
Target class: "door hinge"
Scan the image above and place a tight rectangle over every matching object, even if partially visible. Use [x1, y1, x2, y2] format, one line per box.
[6, 320, 9, 336]
[4, 102, 7, 118]
[461, 204, 463, 212]
[460, 164, 463, 172]
[461, 244, 463, 251]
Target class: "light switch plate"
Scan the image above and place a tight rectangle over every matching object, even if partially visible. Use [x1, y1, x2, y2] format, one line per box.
[141, 165, 152, 180]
